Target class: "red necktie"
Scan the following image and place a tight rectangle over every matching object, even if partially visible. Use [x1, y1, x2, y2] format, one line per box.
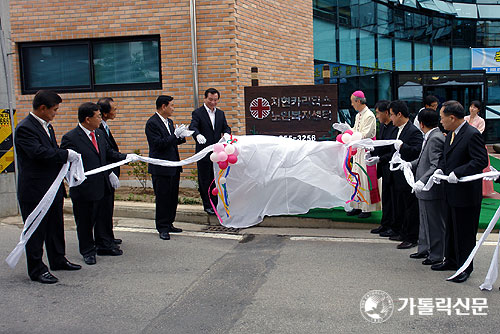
[90, 131, 99, 153]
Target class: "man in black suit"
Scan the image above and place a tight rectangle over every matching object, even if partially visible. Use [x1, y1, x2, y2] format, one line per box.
[431, 100, 488, 283]
[61, 102, 128, 265]
[97, 97, 122, 246]
[387, 100, 423, 249]
[15, 90, 81, 284]
[146, 95, 191, 240]
[368, 100, 398, 236]
[189, 88, 231, 215]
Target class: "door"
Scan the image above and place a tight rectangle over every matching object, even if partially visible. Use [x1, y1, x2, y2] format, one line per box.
[423, 85, 483, 109]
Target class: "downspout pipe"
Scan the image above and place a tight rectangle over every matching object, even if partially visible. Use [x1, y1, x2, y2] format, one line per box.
[189, 0, 199, 109]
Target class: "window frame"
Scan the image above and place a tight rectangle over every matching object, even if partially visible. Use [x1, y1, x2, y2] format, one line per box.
[19, 35, 162, 94]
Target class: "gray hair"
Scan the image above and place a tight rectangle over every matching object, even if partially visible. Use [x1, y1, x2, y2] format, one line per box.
[353, 96, 367, 105]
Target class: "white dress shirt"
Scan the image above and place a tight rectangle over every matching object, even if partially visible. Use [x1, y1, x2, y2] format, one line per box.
[204, 104, 216, 129]
[30, 112, 51, 138]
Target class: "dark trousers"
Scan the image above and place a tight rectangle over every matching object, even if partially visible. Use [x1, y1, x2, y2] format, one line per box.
[152, 173, 180, 233]
[197, 159, 217, 210]
[392, 188, 419, 243]
[445, 204, 481, 274]
[99, 188, 116, 241]
[19, 200, 66, 279]
[72, 195, 115, 257]
[380, 177, 394, 229]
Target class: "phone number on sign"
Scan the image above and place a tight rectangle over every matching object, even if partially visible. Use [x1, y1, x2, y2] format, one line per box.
[279, 134, 317, 141]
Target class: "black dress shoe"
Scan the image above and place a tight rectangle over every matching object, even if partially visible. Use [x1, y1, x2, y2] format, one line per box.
[159, 231, 170, 240]
[431, 261, 457, 271]
[51, 260, 82, 271]
[346, 209, 362, 216]
[97, 248, 123, 256]
[389, 235, 403, 242]
[380, 229, 398, 237]
[397, 241, 417, 249]
[114, 239, 122, 244]
[84, 255, 96, 265]
[410, 252, 427, 259]
[422, 258, 442, 265]
[32, 271, 58, 284]
[371, 226, 387, 234]
[448, 272, 470, 283]
[205, 208, 216, 216]
[169, 226, 183, 233]
[357, 212, 372, 219]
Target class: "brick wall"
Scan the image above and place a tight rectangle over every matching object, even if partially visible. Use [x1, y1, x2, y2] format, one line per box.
[9, 0, 313, 184]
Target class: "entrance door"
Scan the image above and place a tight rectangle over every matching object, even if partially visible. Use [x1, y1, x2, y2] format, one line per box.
[423, 85, 483, 109]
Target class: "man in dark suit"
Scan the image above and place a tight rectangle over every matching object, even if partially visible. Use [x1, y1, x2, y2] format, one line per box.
[97, 97, 122, 246]
[367, 100, 398, 236]
[387, 100, 423, 249]
[189, 88, 231, 215]
[61, 102, 128, 265]
[15, 90, 81, 284]
[146, 95, 191, 240]
[431, 100, 488, 283]
[409, 108, 446, 265]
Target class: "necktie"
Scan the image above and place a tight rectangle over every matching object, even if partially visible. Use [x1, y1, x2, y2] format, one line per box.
[104, 124, 110, 136]
[46, 124, 52, 138]
[450, 131, 455, 146]
[90, 131, 99, 153]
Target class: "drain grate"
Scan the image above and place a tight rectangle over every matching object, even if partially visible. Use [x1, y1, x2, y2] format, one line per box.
[205, 226, 241, 234]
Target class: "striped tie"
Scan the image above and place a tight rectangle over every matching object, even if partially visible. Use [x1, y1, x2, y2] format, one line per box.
[450, 131, 455, 145]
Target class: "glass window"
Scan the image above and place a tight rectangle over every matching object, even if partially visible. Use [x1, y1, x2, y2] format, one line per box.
[487, 75, 500, 104]
[453, 19, 477, 47]
[418, 0, 438, 11]
[395, 39, 412, 71]
[19, 36, 161, 94]
[433, 0, 457, 15]
[376, 3, 393, 35]
[478, 5, 500, 19]
[339, 26, 357, 66]
[359, 30, 375, 68]
[21, 44, 90, 91]
[359, 1, 376, 32]
[378, 73, 392, 101]
[453, 47, 472, 70]
[477, 21, 500, 47]
[93, 40, 159, 85]
[378, 36, 393, 70]
[404, 0, 417, 8]
[415, 42, 431, 70]
[314, 18, 337, 62]
[453, 3, 478, 19]
[433, 45, 450, 70]
[338, 0, 358, 28]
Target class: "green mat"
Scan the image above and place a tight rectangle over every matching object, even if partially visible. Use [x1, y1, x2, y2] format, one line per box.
[298, 155, 500, 229]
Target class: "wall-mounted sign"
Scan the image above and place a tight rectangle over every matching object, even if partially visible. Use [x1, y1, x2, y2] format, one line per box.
[0, 109, 16, 173]
[471, 48, 500, 73]
[244, 84, 338, 141]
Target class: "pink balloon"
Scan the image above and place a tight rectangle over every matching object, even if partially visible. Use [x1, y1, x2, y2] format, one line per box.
[218, 160, 228, 169]
[213, 143, 225, 153]
[227, 154, 238, 164]
[345, 129, 353, 135]
[211, 188, 219, 196]
[209, 152, 219, 162]
[233, 146, 239, 156]
[218, 151, 228, 161]
[336, 134, 344, 143]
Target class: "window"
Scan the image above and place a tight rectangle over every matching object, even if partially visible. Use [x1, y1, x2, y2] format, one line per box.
[19, 35, 161, 94]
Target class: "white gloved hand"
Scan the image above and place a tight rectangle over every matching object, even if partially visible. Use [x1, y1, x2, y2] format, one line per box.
[432, 169, 444, 184]
[109, 172, 120, 189]
[196, 134, 207, 144]
[364, 152, 380, 166]
[332, 122, 351, 133]
[413, 180, 425, 193]
[67, 149, 79, 162]
[484, 166, 500, 181]
[448, 171, 458, 184]
[180, 127, 194, 138]
[174, 124, 186, 138]
[223, 133, 231, 141]
[126, 153, 140, 162]
[394, 140, 403, 151]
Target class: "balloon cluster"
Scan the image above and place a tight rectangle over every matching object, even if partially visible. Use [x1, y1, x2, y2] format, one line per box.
[209, 142, 239, 196]
[335, 129, 362, 144]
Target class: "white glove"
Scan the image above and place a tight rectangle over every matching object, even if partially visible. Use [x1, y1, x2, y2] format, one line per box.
[332, 122, 351, 133]
[432, 169, 444, 184]
[67, 149, 79, 162]
[412, 180, 425, 193]
[196, 134, 207, 144]
[394, 140, 403, 151]
[174, 124, 186, 138]
[109, 172, 120, 189]
[180, 127, 194, 138]
[448, 171, 458, 184]
[223, 133, 231, 141]
[126, 153, 139, 162]
[364, 152, 379, 166]
[484, 166, 500, 181]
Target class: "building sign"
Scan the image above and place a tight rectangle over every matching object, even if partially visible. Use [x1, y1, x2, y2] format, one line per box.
[471, 48, 500, 73]
[0, 109, 16, 173]
[245, 85, 338, 141]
